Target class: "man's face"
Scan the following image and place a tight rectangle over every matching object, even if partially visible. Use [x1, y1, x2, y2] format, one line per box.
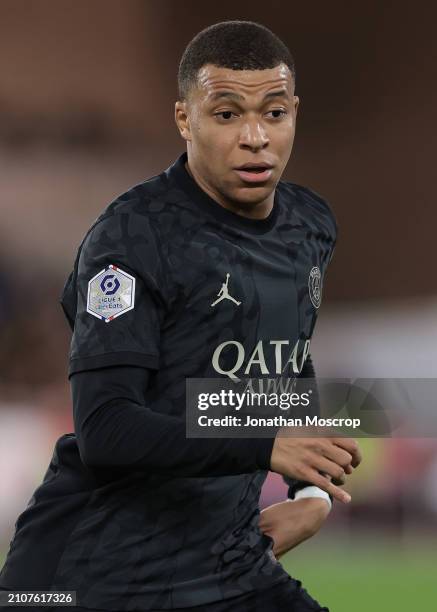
[175, 63, 299, 211]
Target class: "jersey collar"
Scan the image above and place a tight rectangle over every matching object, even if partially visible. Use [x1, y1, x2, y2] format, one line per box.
[167, 152, 280, 235]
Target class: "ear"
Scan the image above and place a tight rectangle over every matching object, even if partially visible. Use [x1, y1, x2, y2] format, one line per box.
[293, 95, 300, 116]
[175, 100, 191, 142]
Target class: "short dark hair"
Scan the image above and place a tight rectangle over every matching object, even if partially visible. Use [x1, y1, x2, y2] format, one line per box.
[178, 20, 296, 100]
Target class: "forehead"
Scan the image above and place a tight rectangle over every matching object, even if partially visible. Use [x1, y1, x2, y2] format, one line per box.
[194, 63, 294, 100]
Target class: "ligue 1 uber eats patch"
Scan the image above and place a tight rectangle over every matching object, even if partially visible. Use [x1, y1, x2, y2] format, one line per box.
[86, 264, 135, 323]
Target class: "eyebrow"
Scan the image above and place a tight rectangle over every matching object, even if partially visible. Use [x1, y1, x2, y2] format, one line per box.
[209, 89, 290, 102]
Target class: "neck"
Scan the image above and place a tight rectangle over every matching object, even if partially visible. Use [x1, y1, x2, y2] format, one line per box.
[184, 160, 275, 221]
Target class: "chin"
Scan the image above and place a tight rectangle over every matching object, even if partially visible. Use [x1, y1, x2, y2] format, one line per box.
[232, 185, 274, 205]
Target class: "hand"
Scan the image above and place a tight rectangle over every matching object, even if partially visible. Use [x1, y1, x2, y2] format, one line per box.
[270, 432, 362, 504]
[259, 498, 331, 559]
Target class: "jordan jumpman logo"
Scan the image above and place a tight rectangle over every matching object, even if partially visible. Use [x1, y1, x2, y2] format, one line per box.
[210, 273, 241, 307]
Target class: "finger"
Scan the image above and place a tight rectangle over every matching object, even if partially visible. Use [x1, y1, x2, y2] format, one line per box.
[321, 443, 353, 469]
[331, 474, 346, 486]
[318, 468, 345, 486]
[332, 438, 362, 468]
[319, 471, 346, 486]
[308, 470, 352, 504]
[313, 456, 346, 483]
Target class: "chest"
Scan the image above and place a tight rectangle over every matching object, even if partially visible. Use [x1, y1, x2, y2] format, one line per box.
[159, 222, 331, 379]
[168, 224, 329, 327]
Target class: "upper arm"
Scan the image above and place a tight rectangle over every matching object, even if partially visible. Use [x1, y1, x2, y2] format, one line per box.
[65, 212, 169, 377]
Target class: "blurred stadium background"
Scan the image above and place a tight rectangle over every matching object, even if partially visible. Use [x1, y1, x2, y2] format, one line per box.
[0, 1, 436, 610]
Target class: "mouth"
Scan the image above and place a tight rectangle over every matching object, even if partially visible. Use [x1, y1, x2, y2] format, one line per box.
[234, 163, 274, 184]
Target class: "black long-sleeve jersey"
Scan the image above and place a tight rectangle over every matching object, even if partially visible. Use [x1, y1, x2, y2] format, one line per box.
[0, 153, 337, 610]
[67, 354, 316, 481]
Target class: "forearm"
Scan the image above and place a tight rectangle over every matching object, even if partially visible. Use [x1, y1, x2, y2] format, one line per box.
[259, 498, 331, 559]
[72, 365, 274, 477]
[282, 353, 320, 498]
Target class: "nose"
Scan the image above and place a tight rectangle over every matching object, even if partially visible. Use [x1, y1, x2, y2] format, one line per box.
[238, 118, 269, 152]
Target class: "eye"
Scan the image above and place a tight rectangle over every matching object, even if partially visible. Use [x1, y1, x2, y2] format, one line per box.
[214, 111, 237, 121]
[266, 109, 287, 119]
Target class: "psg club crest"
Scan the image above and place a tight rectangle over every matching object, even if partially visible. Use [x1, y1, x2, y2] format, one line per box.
[86, 264, 135, 323]
[308, 266, 322, 309]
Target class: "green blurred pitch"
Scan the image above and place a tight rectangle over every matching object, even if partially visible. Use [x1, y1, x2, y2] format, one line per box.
[282, 538, 436, 612]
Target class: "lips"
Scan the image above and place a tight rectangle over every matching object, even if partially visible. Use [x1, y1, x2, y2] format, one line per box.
[234, 162, 274, 184]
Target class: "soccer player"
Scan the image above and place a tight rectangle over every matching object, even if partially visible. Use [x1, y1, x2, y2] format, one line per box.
[0, 21, 361, 612]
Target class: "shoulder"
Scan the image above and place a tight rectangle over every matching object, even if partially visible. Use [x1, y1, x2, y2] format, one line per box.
[74, 171, 176, 279]
[278, 179, 338, 241]
[80, 169, 180, 249]
[93, 171, 170, 228]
